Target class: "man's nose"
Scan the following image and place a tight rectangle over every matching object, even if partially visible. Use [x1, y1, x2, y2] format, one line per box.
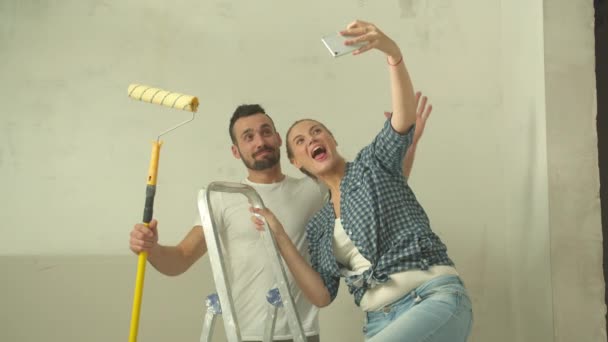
[253, 132, 266, 147]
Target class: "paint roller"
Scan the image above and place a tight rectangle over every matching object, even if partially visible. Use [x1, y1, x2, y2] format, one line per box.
[127, 83, 199, 342]
[128, 83, 200, 112]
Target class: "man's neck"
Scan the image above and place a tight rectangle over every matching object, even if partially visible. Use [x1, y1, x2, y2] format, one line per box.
[246, 165, 285, 184]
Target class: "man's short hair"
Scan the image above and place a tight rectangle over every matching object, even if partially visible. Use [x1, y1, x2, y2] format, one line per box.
[229, 104, 276, 143]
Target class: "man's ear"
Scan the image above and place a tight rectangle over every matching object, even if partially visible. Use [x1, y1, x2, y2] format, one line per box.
[277, 132, 283, 147]
[231, 144, 241, 160]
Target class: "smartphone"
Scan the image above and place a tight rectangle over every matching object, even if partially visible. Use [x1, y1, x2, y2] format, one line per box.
[321, 32, 365, 57]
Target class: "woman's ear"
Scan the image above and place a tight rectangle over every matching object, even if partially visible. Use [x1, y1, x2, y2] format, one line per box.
[290, 157, 301, 169]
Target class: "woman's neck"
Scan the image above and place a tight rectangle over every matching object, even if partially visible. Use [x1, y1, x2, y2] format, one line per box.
[319, 158, 347, 196]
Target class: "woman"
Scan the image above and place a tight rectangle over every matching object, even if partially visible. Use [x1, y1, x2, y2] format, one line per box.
[251, 20, 473, 341]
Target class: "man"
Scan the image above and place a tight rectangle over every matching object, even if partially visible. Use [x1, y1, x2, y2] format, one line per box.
[129, 97, 432, 341]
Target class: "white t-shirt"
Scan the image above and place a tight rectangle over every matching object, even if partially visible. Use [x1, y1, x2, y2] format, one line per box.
[195, 175, 327, 340]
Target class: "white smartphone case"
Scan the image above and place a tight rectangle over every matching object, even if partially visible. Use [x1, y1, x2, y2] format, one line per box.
[321, 32, 365, 57]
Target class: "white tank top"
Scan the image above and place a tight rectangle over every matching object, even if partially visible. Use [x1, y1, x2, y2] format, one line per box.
[333, 219, 459, 312]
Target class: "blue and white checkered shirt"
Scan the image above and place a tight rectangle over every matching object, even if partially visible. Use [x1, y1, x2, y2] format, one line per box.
[306, 119, 455, 306]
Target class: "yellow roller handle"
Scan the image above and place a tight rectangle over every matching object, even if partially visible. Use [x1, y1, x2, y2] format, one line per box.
[129, 140, 162, 342]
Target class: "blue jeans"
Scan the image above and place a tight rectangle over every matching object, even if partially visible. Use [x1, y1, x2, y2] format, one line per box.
[364, 275, 473, 342]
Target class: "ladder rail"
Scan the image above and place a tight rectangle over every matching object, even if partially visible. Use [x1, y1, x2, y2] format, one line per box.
[200, 293, 221, 342]
[198, 182, 307, 342]
[198, 186, 242, 342]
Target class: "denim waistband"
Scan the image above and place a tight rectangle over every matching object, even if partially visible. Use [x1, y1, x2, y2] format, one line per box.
[415, 274, 464, 295]
[369, 274, 466, 313]
[363, 274, 472, 339]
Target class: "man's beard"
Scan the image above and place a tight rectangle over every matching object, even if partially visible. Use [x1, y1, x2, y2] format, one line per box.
[239, 146, 280, 171]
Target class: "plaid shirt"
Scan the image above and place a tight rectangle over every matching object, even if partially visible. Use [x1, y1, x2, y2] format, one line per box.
[306, 119, 455, 306]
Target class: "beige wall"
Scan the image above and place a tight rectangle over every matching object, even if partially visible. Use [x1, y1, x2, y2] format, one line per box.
[0, 0, 603, 341]
[544, 0, 606, 341]
[1, 256, 364, 341]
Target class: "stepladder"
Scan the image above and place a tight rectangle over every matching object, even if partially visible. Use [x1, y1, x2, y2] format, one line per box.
[197, 181, 307, 342]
